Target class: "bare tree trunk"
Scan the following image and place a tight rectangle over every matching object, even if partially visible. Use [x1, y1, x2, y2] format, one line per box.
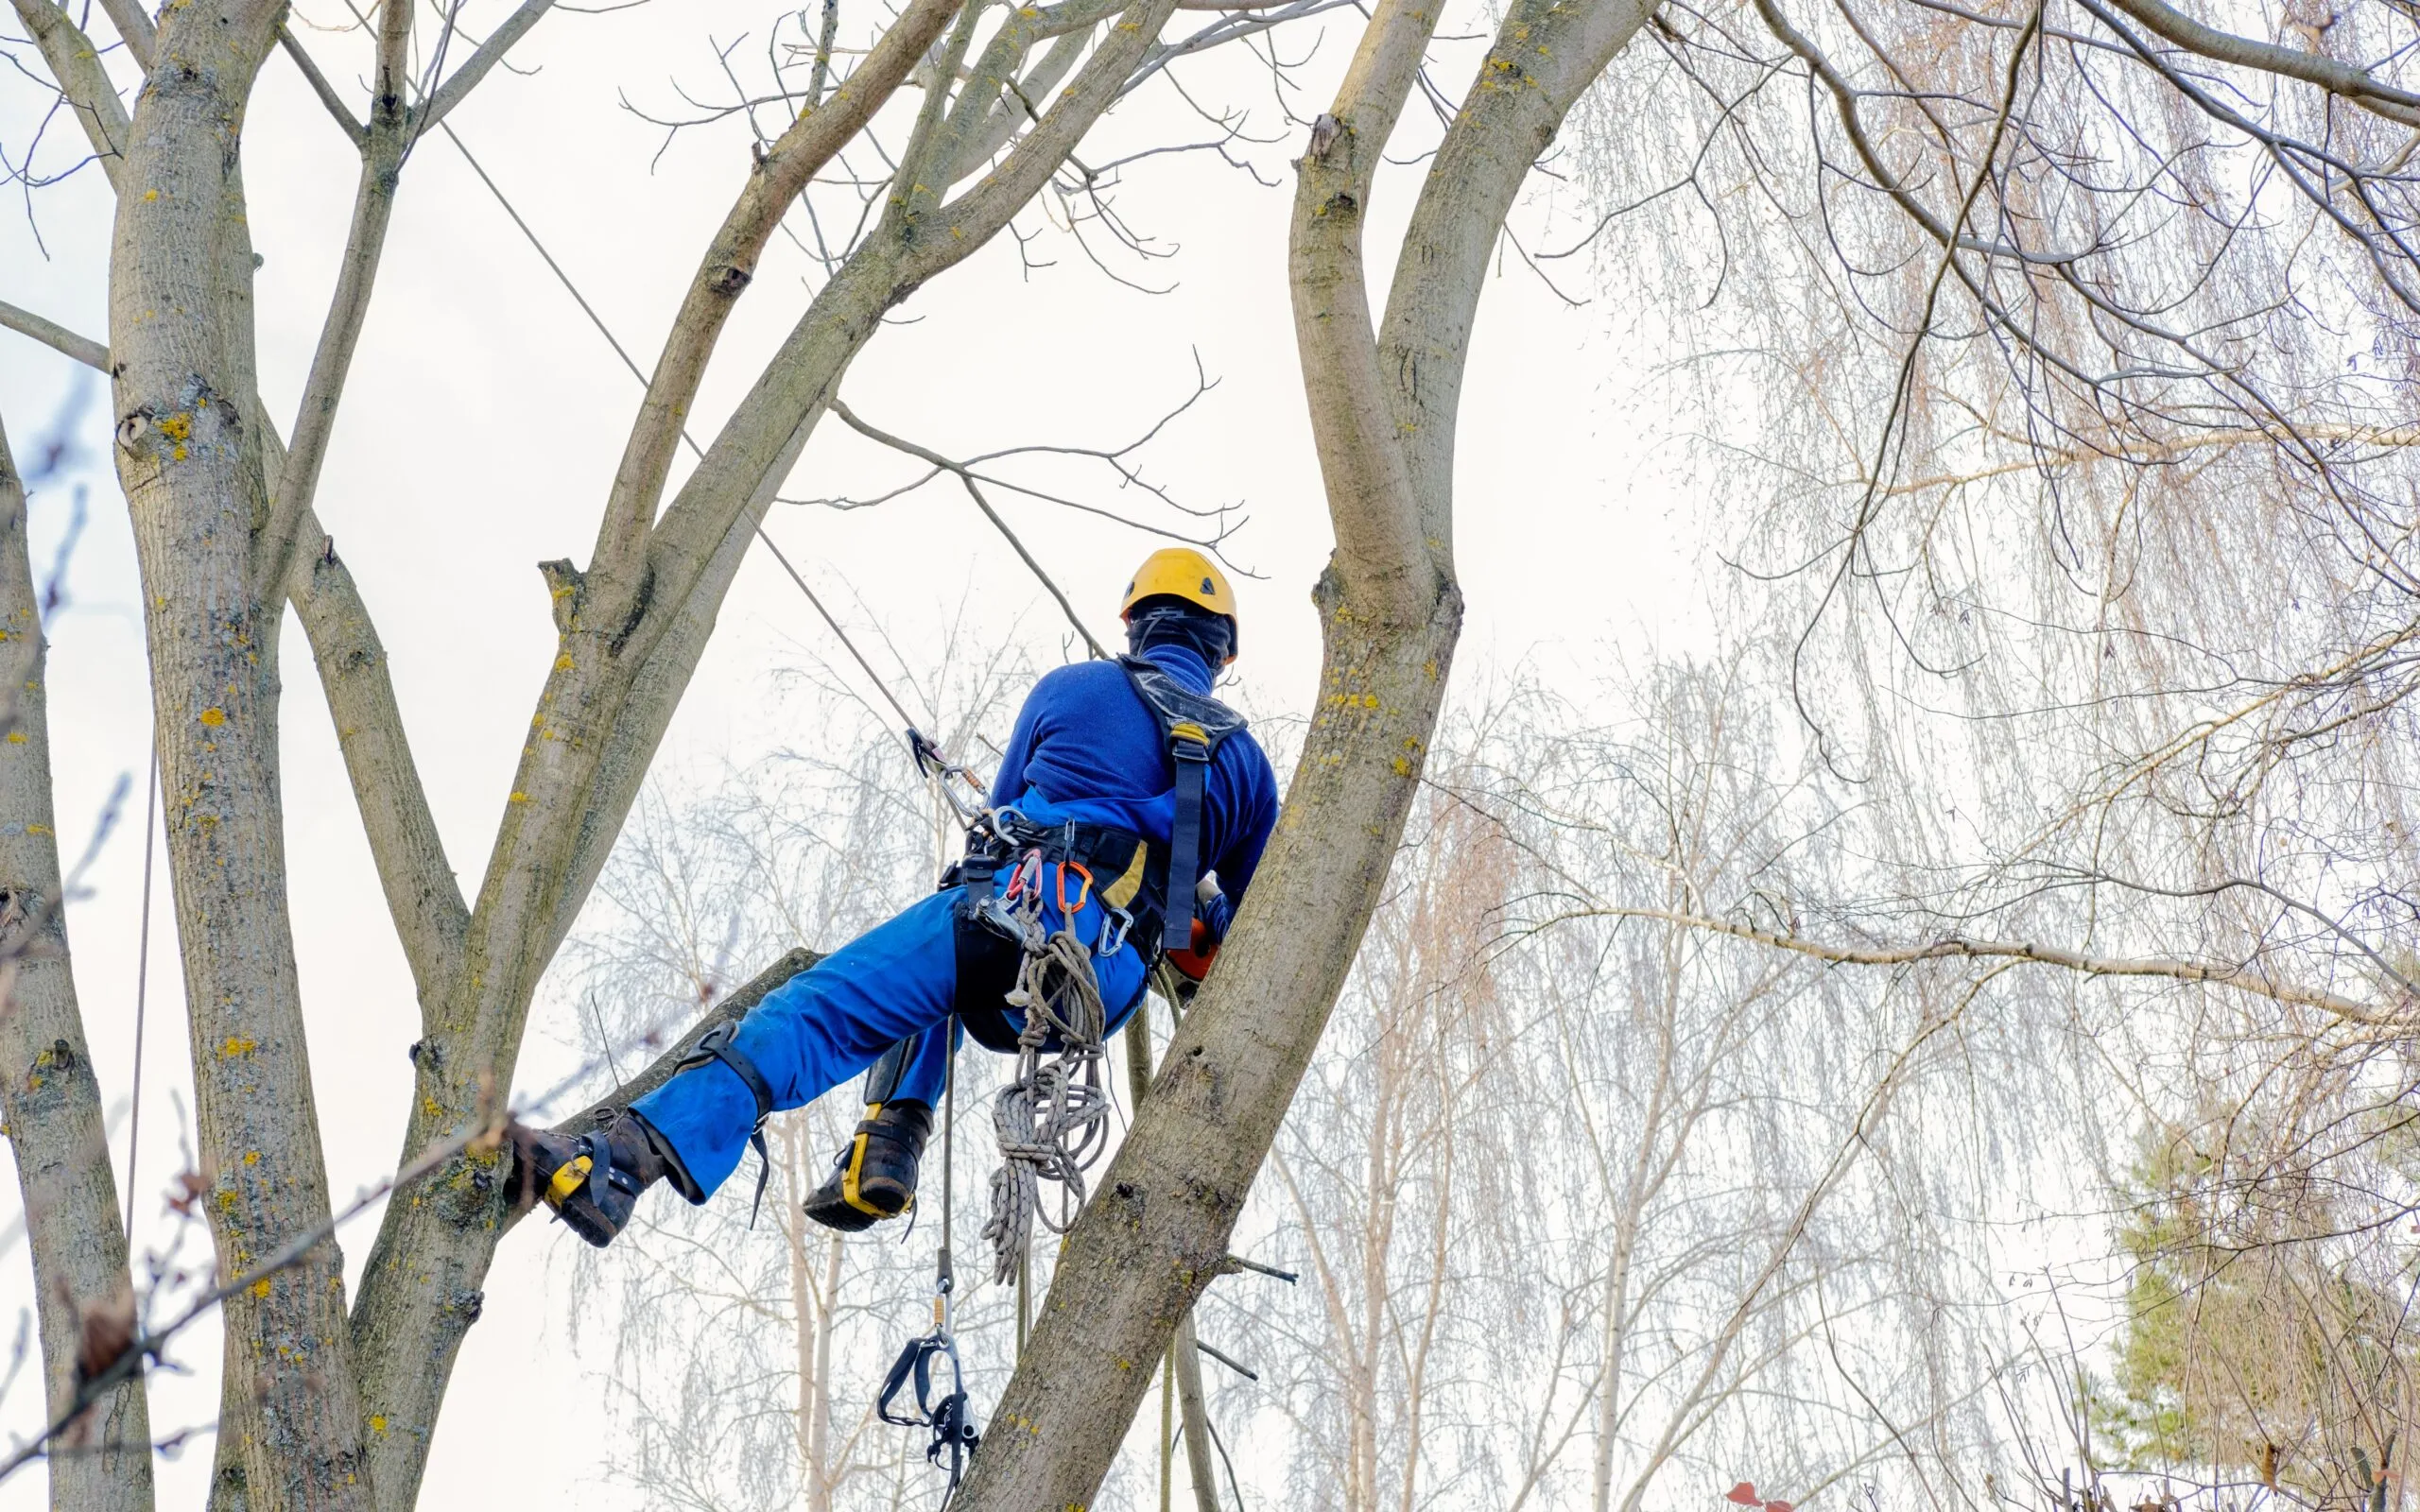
[808, 1227, 843, 1512]
[0, 416, 154, 1512]
[1123, 1007, 1220, 1512]
[953, 0, 1655, 1498]
[108, 3, 374, 1505]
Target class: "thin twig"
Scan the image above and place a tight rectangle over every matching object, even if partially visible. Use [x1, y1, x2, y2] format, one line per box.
[828, 399, 1111, 660]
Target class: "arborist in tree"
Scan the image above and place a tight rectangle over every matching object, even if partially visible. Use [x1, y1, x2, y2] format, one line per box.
[510, 547, 1280, 1246]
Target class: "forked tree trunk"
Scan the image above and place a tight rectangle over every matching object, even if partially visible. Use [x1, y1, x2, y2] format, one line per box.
[954, 0, 1655, 1499]
[0, 419, 153, 1512]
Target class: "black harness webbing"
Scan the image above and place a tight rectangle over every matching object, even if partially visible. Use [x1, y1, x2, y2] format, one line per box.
[875, 1325, 980, 1495]
[1113, 655, 1248, 954]
[677, 1022, 777, 1227]
[1162, 724, 1212, 951]
[876, 1028, 978, 1499]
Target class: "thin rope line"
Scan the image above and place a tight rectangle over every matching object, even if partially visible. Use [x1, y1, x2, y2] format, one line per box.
[437, 119, 933, 735]
[123, 739, 156, 1242]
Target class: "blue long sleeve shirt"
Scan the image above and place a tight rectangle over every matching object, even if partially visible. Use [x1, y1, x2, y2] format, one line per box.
[987, 644, 1278, 936]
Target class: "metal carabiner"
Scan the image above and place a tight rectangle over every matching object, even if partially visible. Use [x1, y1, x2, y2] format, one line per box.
[1096, 903, 1132, 957]
[1056, 860, 1093, 919]
[1002, 849, 1044, 903]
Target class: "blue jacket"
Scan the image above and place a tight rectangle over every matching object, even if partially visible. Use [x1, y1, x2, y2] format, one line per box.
[988, 644, 1279, 937]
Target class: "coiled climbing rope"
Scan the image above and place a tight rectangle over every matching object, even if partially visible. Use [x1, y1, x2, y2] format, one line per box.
[979, 885, 1114, 1284]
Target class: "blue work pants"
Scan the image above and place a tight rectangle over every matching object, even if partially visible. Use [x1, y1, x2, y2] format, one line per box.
[631, 867, 1148, 1200]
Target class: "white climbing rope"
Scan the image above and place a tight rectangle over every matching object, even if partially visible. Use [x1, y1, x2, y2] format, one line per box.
[980, 884, 1114, 1285]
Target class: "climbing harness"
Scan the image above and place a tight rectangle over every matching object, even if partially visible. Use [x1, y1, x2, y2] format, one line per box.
[946, 816, 1145, 1054]
[977, 869, 1115, 1285]
[875, 1040, 981, 1497]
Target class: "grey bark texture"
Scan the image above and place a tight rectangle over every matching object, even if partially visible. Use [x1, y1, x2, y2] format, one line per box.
[1122, 1005, 1220, 1512]
[107, 2, 376, 1504]
[0, 418, 155, 1512]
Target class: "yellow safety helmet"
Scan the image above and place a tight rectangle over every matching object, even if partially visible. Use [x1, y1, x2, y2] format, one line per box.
[1119, 547, 1238, 662]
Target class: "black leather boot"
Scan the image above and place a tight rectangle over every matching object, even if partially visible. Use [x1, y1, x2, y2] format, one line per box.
[804, 1101, 933, 1232]
[510, 1109, 683, 1247]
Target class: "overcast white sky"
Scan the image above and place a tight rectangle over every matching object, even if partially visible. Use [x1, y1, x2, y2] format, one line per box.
[0, 0, 1706, 1501]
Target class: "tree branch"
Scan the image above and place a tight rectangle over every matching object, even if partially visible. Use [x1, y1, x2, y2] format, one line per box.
[2095, 0, 2420, 126]
[1541, 906, 2404, 1026]
[279, 26, 367, 140]
[0, 409, 155, 1512]
[828, 398, 1111, 658]
[920, 0, 1188, 276]
[250, 0, 413, 609]
[8, 0, 131, 191]
[1285, 0, 1446, 619]
[586, 0, 959, 583]
[418, 0, 557, 131]
[96, 0, 153, 71]
[283, 522, 470, 1013]
[0, 301, 109, 373]
[1375, 0, 1660, 545]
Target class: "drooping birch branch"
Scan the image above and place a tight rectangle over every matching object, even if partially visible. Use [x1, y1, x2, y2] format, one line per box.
[2094, 0, 2420, 125]
[1534, 906, 2405, 1026]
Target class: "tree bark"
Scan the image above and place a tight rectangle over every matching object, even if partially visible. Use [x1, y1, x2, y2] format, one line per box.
[108, 3, 375, 1504]
[953, 0, 1655, 1500]
[1123, 1007, 1219, 1512]
[0, 417, 154, 1512]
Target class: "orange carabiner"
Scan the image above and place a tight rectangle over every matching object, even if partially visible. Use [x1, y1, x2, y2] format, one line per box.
[1056, 860, 1094, 919]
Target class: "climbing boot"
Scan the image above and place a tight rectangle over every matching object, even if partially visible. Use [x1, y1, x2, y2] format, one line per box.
[510, 1109, 682, 1248]
[804, 1101, 933, 1232]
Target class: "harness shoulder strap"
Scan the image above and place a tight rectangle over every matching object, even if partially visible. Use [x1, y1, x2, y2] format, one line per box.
[1115, 656, 1247, 952]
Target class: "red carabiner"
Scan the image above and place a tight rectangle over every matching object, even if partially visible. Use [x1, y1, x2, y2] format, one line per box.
[1003, 849, 1043, 902]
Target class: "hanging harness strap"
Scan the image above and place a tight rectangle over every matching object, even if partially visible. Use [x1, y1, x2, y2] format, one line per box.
[676, 1022, 777, 1227]
[875, 1328, 980, 1494]
[878, 1165, 979, 1498]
